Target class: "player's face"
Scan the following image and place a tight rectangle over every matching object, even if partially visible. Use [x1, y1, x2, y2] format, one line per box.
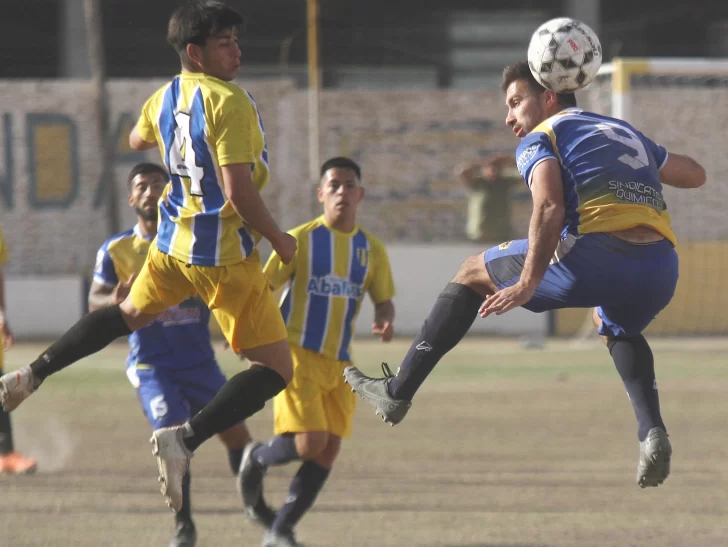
[505, 79, 549, 138]
[129, 172, 166, 222]
[198, 27, 241, 81]
[318, 168, 364, 225]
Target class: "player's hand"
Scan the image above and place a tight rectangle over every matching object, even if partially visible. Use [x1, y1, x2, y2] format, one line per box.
[113, 274, 137, 305]
[272, 232, 297, 265]
[479, 282, 535, 318]
[1, 321, 14, 350]
[371, 320, 394, 342]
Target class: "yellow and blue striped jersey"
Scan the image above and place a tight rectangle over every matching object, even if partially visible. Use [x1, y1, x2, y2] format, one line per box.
[264, 216, 395, 363]
[515, 107, 676, 245]
[94, 225, 214, 369]
[135, 72, 270, 266]
[0, 227, 7, 266]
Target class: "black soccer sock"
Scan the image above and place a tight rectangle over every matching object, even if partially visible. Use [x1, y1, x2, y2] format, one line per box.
[29, 305, 132, 382]
[175, 471, 193, 523]
[252, 434, 300, 467]
[0, 406, 13, 455]
[184, 366, 286, 453]
[227, 448, 244, 474]
[608, 335, 666, 442]
[388, 282, 484, 400]
[272, 461, 330, 535]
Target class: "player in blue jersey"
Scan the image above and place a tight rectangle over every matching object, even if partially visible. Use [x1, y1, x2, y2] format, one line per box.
[345, 60, 706, 488]
[0, 1, 296, 514]
[90, 162, 267, 547]
[239, 158, 395, 547]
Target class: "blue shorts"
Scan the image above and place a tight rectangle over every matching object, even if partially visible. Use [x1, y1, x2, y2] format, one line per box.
[484, 232, 679, 337]
[127, 362, 228, 430]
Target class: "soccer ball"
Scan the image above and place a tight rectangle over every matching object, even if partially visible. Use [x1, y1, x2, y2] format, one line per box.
[527, 17, 602, 92]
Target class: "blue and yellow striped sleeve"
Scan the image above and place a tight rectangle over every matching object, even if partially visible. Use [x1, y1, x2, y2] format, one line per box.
[367, 237, 395, 304]
[93, 242, 119, 288]
[212, 92, 258, 166]
[515, 132, 558, 187]
[135, 87, 165, 144]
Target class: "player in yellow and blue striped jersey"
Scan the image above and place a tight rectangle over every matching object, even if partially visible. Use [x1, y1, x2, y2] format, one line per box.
[345, 61, 707, 491]
[90, 162, 269, 547]
[240, 158, 395, 547]
[0, 1, 296, 515]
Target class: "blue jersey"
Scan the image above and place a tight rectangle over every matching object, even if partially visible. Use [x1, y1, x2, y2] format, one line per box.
[94, 225, 215, 369]
[515, 107, 676, 245]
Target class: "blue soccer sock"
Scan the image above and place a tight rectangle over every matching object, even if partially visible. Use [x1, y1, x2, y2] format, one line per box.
[228, 448, 244, 474]
[253, 434, 300, 467]
[272, 461, 330, 535]
[608, 335, 666, 442]
[388, 282, 483, 400]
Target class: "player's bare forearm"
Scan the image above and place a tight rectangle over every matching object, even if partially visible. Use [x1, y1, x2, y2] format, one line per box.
[374, 300, 395, 325]
[88, 281, 117, 312]
[221, 164, 283, 242]
[372, 300, 395, 342]
[659, 153, 706, 189]
[520, 160, 565, 289]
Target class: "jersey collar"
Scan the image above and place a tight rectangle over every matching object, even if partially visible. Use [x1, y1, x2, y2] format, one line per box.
[133, 224, 155, 242]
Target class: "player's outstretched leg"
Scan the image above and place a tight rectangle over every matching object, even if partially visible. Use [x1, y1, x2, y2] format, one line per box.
[0, 305, 134, 412]
[344, 265, 487, 424]
[607, 334, 671, 487]
[154, 361, 289, 512]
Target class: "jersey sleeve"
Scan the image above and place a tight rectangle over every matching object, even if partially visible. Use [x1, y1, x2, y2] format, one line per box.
[515, 132, 558, 187]
[639, 132, 669, 170]
[135, 92, 159, 144]
[0, 227, 8, 266]
[367, 238, 396, 305]
[93, 244, 119, 288]
[214, 93, 258, 166]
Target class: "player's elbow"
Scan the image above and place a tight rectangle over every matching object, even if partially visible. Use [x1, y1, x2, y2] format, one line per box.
[688, 163, 707, 188]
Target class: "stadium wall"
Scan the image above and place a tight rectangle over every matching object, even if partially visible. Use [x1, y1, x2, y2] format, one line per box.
[0, 79, 722, 336]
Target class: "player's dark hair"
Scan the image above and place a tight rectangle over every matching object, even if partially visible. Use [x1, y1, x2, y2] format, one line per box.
[127, 162, 169, 188]
[501, 61, 577, 108]
[167, 1, 244, 68]
[320, 157, 362, 181]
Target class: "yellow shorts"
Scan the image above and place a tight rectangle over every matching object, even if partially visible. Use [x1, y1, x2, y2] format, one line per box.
[130, 246, 287, 353]
[273, 344, 356, 438]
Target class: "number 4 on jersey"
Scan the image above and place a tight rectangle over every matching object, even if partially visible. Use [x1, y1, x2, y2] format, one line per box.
[169, 111, 205, 196]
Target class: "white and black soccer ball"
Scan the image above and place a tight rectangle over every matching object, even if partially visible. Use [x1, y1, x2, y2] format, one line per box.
[527, 17, 602, 92]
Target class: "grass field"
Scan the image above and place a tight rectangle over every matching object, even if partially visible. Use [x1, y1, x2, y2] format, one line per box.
[2, 337, 728, 547]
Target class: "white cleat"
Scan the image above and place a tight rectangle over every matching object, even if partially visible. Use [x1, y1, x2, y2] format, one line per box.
[0, 367, 38, 412]
[150, 426, 193, 513]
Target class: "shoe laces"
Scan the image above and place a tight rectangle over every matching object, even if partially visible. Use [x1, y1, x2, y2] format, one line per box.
[381, 362, 394, 378]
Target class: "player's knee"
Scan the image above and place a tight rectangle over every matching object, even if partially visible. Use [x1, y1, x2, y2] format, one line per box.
[295, 431, 329, 460]
[452, 253, 495, 295]
[119, 298, 157, 331]
[314, 435, 342, 469]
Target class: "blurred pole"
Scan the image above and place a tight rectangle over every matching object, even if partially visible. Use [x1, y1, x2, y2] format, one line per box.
[307, 0, 321, 183]
[84, 0, 120, 237]
[564, 0, 600, 36]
